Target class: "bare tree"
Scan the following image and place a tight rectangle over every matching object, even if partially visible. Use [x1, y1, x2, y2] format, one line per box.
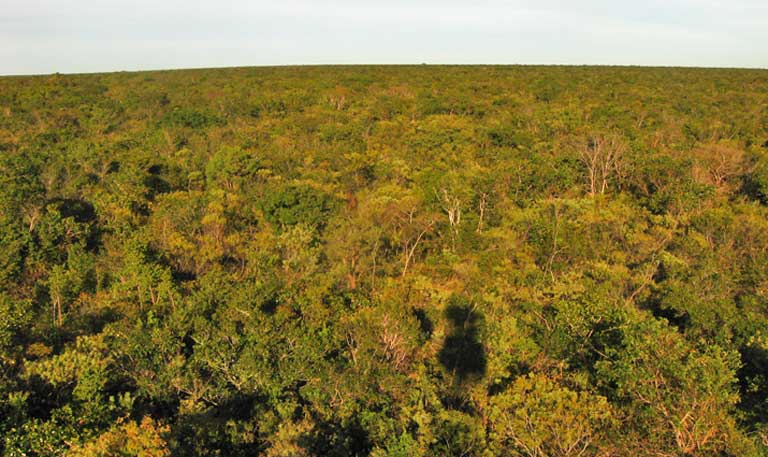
[437, 188, 462, 229]
[401, 216, 435, 277]
[476, 192, 489, 232]
[691, 142, 749, 191]
[437, 188, 462, 250]
[579, 134, 626, 196]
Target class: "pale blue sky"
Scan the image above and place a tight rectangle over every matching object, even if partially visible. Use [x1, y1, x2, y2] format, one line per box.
[1, 0, 766, 75]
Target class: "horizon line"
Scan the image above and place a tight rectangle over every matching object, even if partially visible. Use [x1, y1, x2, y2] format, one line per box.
[2, 62, 768, 78]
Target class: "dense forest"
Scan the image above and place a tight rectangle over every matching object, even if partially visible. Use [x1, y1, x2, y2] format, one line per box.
[1, 65, 768, 455]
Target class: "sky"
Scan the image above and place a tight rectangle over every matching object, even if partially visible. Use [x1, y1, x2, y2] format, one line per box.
[1, 0, 767, 75]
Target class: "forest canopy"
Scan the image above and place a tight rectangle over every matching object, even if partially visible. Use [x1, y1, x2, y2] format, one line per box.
[1, 65, 768, 455]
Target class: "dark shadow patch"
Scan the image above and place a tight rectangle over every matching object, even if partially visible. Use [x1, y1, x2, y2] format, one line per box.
[49, 198, 96, 223]
[258, 291, 280, 315]
[71, 308, 121, 335]
[171, 269, 197, 283]
[738, 342, 768, 425]
[47, 198, 103, 251]
[297, 416, 372, 457]
[438, 297, 486, 383]
[143, 174, 172, 198]
[413, 307, 434, 338]
[169, 392, 270, 456]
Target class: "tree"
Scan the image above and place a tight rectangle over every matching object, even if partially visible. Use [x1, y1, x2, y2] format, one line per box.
[488, 373, 615, 456]
[596, 319, 752, 455]
[691, 141, 748, 193]
[260, 183, 338, 231]
[579, 134, 626, 196]
[69, 417, 170, 457]
[48, 264, 70, 327]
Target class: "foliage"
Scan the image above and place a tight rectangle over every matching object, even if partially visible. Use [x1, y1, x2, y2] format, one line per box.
[0, 65, 767, 455]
